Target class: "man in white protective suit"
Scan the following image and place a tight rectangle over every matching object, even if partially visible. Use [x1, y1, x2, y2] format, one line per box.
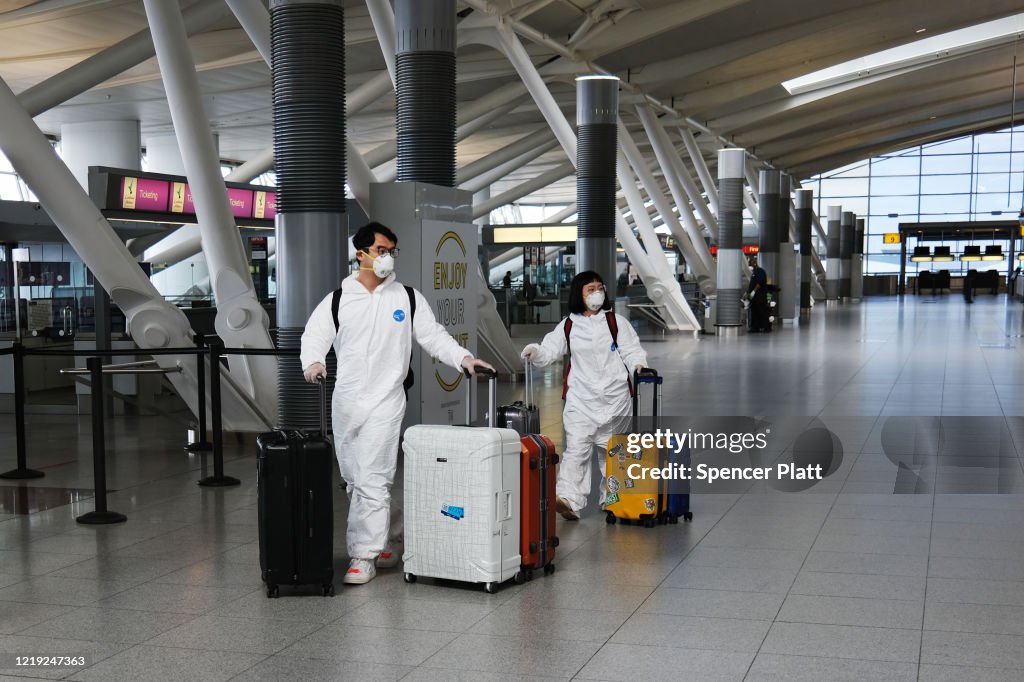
[520, 270, 648, 520]
[301, 222, 494, 585]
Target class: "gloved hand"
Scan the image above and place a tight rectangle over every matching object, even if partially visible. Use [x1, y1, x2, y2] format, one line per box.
[521, 344, 541, 362]
[460, 356, 495, 376]
[303, 362, 326, 384]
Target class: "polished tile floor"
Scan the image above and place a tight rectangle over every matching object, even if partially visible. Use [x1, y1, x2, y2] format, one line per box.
[0, 295, 1023, 680]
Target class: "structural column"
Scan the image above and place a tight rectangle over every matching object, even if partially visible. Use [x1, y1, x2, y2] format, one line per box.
[852, 217, 865, 302]
[840, 210, 855, 302]
[61, 120, 142, 413]
[795, 188, 813, 317]
[271, 0, 346, 430]
[395, 0, 455, 186]
[575, 75, 619, 287]
[758, 170, 780, 286]
[777, 173, 797, 324]
[716, 148, 746, 331]
[826, 205, 841, 302]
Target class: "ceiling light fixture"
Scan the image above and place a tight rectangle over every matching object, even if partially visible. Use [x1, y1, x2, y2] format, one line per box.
[961, 244, 983, 261]
[910, 246, 933, 262]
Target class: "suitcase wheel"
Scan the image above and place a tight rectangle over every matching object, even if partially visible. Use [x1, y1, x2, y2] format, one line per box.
[484, 582, 499, 594]
[404, 572, 417, 584]
[605, 512, 617, 525]
[668, 515, 679, 525]
[266, 585, 279, 599]
[643, 518, 656, 529]
[513, 571, 526, 585]
[683, 512, 694, 522]
[523, 568, 534, 581]
[322, 583, 335, 597]
[543, 562, 555, 576]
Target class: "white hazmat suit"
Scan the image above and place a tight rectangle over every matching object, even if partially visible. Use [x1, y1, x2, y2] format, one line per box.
[525, 311, 647, 513]
[301, 272, 474, 560]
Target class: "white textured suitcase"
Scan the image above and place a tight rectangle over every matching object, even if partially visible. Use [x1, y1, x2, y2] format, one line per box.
[402, 370, 522, 593]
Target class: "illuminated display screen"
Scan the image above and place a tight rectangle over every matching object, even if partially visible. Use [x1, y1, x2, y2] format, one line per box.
[490, 225, 578, 244]
[94, 166, 275, 228]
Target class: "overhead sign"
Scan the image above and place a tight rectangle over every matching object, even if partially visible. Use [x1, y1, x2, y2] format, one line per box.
[883, 233, 902, 244]
[485, 224, 578, 244]
[90, 166, 276, 228]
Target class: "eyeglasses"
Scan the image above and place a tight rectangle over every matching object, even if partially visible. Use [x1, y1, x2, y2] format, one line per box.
[364, 247, 399, 258]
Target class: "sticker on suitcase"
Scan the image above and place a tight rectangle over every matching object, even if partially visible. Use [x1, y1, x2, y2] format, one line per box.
[441, 504, 465, 520]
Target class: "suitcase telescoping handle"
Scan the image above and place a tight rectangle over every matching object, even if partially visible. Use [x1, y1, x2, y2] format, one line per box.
[632, 367, 661, 430]
[523, 357, 534, 407]
[463, 366, 498, 426]
[316, 375, 328, 435]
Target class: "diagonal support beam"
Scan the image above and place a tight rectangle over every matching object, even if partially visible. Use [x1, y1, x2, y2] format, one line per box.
[144, 0, 277, 418]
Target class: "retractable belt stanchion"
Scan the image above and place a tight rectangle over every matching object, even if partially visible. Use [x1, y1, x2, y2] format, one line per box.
[0, 342, 44, 480]
[198, 340, 241, 487]
[76, 356, 127, 524]
[185, 333, 212, 453]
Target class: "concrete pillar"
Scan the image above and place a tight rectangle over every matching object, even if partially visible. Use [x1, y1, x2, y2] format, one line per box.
[716, 148, 746, 331]
[826, 205, 841, 302]
[758, 170, 780, 286]
[852, 217, 865, 301]
[60, 120, 142, 412]
[777, 173, 796, 323]
[840, 210, 855, 301]
[61, 120, 140, 188]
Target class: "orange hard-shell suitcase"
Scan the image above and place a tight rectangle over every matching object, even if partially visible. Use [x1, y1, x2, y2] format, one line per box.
[520, 434, 558, 578]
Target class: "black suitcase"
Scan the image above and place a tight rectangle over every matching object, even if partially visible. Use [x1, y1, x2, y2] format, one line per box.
[497, 359, 540, 435]
[257, 378, 335, 598]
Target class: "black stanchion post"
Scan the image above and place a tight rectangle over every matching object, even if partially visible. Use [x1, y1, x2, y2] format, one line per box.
[185, 334, 212, 453]
[77, 356, 126, 524]
[198, 340, 240, 487]
[1, 342, 44, 479]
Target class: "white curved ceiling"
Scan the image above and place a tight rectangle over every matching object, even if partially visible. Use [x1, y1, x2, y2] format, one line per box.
[3, 0, 1024, 208]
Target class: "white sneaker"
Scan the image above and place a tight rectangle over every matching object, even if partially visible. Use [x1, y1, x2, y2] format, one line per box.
[376, 543, 402, 569]
[343, 558, 376, 585]
[555, 496, 580, 521]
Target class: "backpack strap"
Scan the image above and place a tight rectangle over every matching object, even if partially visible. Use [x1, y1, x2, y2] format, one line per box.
[561, 317, 573, 400]
[606, 311, 634, 397]
[331, 285, 417, 392]
[403, 286, 416, 392]
[331, 287, 343, 332]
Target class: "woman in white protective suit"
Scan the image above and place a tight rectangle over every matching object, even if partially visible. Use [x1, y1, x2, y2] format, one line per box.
[521, 270, 648, 520]
[301, 222, 493, 585]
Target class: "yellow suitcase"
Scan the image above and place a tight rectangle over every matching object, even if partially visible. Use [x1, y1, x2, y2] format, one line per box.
[603, 369, 664, 528]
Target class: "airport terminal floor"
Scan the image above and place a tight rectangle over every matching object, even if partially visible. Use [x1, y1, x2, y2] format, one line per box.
[2, 295, 1024, 680]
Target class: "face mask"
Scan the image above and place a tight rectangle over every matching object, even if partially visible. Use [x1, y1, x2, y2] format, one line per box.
[362, 251, 395, 278]
[585, 290, 605, 311]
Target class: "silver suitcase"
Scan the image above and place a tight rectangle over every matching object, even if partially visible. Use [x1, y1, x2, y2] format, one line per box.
[402, 369, 522, 593]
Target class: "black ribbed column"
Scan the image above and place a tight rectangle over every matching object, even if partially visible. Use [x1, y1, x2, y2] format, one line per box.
[395, 0, 456, 186]
[796, 188, 813, 315]
[840, 211, 854, 301]
[575, 75, 619, 287]
[716, 148, 746, 329]
[758, 170, 780, 286]
[272, 0, 346, 429]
